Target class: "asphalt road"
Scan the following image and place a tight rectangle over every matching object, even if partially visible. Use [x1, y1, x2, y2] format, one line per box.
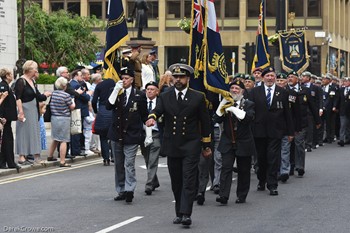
[1, 143, 350, 233]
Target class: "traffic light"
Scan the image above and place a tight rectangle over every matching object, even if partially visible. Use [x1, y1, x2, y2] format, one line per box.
[242, 42, 249, 64]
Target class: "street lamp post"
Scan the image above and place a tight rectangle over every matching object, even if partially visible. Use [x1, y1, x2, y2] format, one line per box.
[20, 0, 25, 60]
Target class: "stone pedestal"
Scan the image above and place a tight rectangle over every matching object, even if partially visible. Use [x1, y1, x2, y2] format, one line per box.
[125, 40, 156, 57]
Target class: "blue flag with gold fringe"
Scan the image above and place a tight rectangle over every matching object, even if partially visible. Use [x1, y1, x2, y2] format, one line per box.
[252, 0, 271, 72]
[104, 0, 129, 82]
[189, 0, 230, 99]
[278, 30, 309, 74]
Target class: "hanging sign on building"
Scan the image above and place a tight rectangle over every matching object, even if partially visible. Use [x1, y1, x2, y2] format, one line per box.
[278, 30, 309, 75]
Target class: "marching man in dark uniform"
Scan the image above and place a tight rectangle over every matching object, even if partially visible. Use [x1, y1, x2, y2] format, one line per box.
[213, 79, 255, 204]
[248, 67, 294, 196]
[146, 63, 212, 226]
[106, 67, 148, 203]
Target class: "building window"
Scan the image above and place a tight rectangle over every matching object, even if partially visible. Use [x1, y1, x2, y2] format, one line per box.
[184, 0, 192, 18]
[289, 0, 304, 17]
[166, 46, 189, 68]
[307, 0, 321, 17]
[67, 2, 80, 15]
[51, 2, 64, 12]
[214, 0, 221, 18]
[266, 1, 276, 17]
[148, 1, 159, 19]
[247, 0, 262, 18]
[89, 2, 102, 19]
[225, 0, 239, 18]
[127, 0, 158, 19]
[167, 0, 181, 19]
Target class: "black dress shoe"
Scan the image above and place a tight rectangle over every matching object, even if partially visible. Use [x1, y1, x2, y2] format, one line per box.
[114, 192, 126, 201]
[216, 196, 228, 204]
[125, 191, 134, 203]
[257, 184, 265, 191]
[0, 166, 8, 169]
[145, 188, 152, 195]
[196, 193, 205, 205]
[279, 173, 289, 183]
[26, 154, 34, 160]
[213, 185, 220, 194]
[306, 148, 312, 152]
[235, 198, 246, 204]
[338, 140, 345, 147]
[298, 168, 305, 177]
[269, 189, 278, 196]
[173, 217, 182, 224]
[152, 184, 160, 191]
[181, 215, 192, 226]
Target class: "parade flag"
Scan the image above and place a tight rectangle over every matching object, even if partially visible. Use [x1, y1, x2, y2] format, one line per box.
[278, 30, 309, 74]
[189, 0, 230, 99]
[104, 0, 129, 81]
[252, 0, 271, 72]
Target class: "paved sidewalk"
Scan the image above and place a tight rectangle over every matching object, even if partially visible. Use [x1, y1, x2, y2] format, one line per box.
[0, 122, 102, 177]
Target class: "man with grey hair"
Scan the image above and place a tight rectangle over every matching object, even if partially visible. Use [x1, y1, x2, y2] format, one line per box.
[56, 66, 70, 80]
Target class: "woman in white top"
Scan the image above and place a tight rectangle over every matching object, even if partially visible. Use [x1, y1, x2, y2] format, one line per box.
[141, 53, 155, 89]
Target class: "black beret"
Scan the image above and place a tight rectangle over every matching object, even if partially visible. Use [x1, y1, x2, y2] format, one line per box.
[276, 73, 287, 80]
[287, 70, 298, 77]
[119, 67, 134, 77]
[245, 75, 255, 82]
[261, 67, 275, 76]
[168, 63, 194, 76]
[229, 79, 246, 90]
[145, 81, 158, 89]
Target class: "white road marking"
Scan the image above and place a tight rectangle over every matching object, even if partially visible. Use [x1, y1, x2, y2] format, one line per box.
[139, 163, 168, 169]
[95, 216, 144, 233]
[0, 160, 102, 185]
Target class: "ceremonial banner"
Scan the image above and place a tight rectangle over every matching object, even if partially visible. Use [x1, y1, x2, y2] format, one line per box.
[189, 0, 230, 99]
[104, 0, 129, 81]
[278, 30, 309, 74]
[252, 0, 271, 72]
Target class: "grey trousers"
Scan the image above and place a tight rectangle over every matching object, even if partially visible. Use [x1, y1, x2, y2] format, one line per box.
[142, 132, 160, 190]
[111, 141, 138, 193]
[280, 136, 291, 175]
[340, 115, 350, 142]
[294, 128, 307, 170]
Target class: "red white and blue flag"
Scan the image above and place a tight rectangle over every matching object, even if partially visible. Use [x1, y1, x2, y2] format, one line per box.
[189, 0, 230, 98]
[252, 0, 271, 72]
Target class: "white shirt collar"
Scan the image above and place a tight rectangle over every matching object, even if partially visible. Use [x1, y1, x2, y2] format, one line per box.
[175, 87, 188, 99]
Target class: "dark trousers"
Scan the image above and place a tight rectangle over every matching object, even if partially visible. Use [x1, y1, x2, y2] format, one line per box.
[305, 115, 314, 149]
[255, 138, 281, 190]
[324, 110, 336, 142]
[168, 155, 200, 217]
[71, 133, 81, 155]
[0, 122, 16, 168]
[220, 148, 251, 200]
[100, 135, 110, 161]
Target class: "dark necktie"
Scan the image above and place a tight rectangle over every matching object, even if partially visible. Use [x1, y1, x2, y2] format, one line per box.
[178, 92, 183, 105]
[123, 92, 127, 106]
[266, 88, 272, 108]
[148, 100, 153, 113]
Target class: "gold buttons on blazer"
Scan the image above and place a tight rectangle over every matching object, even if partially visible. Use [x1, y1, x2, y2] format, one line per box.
[173, 132, 176, 135]
[174, 116, 177, 119]
[173, 127, 176, 130]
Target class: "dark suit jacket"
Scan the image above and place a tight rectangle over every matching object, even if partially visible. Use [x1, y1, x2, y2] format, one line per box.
[70, 79, 91, 117]
[248, 85, 294, 139]
[0, 80, 17, 121]
[213, 99, 256, 157]
[106, 87, 148, 144]
[307, 83, 323, 111]
[149, 88, 211, 158]
[339, 87, 350, 117]
[322, 84, 339, 112]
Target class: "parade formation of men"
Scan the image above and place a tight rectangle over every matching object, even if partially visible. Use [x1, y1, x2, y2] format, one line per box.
[99, 52, 350, 228]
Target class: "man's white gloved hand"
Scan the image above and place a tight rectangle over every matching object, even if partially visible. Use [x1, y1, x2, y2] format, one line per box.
[215, 98, 230, 117]
[225, 106, 246, 120]
[144, 126, 153, 147]
[108, 80, 124, 104]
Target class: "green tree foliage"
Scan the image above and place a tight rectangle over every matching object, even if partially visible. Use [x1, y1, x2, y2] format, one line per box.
[19, 1, 101, 70]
